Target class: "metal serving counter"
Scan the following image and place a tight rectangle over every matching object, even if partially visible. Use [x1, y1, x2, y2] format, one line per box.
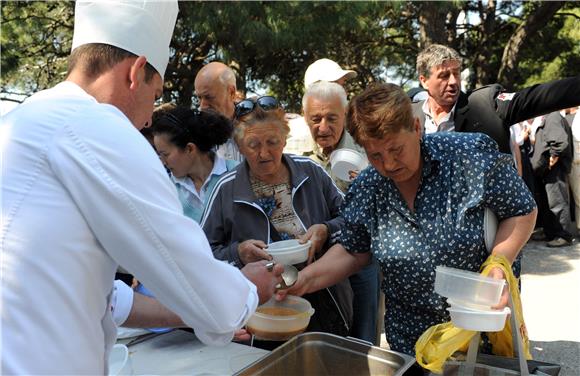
[235, 332, 415, 376]
[121, 330, 268, 375]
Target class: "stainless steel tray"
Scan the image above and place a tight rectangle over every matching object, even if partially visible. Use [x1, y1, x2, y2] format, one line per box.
[235, 332, 415, 376]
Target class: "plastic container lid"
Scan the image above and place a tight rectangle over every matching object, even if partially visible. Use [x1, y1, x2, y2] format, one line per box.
[435, 266, 505, 307]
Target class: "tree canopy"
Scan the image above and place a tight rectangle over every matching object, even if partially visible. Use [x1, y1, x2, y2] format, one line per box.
[2, 1, 578, 112]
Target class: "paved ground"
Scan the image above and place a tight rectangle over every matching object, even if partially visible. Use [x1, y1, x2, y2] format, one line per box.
[379, 232, 580, 375]
[521, 237, 580, 376]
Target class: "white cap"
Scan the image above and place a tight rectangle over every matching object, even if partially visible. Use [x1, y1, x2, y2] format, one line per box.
[72, 0, 179, 77]
[304, 58, 357, 89]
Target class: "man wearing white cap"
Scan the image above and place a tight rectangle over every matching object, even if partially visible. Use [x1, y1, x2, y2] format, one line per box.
[284, 58, 357, 156]
[1, 1, 282, 374]
[304, 58, 357, 88]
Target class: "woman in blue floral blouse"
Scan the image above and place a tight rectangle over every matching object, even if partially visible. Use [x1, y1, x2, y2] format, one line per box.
[281, 83, 537, 356]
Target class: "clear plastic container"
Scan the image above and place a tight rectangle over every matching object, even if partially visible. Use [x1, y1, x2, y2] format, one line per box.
[246, 295, 314, 341]
[435, 266, 505, 306]
[447, 305, 510, 332]
[267, 240, 310, 265]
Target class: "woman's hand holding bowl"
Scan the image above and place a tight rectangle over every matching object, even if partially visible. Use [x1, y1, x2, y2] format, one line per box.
[299, 224, 328, 264]
[238, 239, 272, 265]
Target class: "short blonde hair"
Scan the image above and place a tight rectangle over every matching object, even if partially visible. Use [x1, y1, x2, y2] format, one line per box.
[233, 107, 290, 145]
[346, 83, 414, 145]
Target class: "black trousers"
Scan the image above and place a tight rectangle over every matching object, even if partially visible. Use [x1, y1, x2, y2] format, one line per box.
[535, 166, 573, 241]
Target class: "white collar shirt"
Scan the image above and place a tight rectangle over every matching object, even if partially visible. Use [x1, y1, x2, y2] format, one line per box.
[1, 81, 257, 374]
[172, 155, 228, 205]
[422, 99, 457, 134]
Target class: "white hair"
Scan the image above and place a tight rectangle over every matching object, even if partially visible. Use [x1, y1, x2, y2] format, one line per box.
[302, 81, 348, 111]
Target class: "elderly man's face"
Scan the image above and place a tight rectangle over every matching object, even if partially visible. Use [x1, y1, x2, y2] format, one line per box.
[304, 95, 346, 151]
[420, 60, 461, 109]
[194, 77, 234, 118]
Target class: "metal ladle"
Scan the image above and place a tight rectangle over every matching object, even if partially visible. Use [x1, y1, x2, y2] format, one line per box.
[265, 261, 299, 290]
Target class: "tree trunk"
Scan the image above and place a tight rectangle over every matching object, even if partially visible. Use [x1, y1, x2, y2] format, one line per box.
[497, 2, 565, 88]
[418, 2, 453, 48]
[474, 0, 497, 87]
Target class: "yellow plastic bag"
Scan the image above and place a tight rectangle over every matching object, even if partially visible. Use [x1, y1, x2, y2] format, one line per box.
[415, 255, 531, 374]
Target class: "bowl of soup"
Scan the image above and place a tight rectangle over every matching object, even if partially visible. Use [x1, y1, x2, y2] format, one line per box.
[246, 295, 314, 341]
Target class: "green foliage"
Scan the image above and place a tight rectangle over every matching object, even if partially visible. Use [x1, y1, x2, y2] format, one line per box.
[520, 5, 580, 88]
[1, 1, 73, 93]
[1, 1, 577, 108]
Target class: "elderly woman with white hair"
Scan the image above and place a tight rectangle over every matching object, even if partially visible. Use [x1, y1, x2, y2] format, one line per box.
[201, 96, 353, 339]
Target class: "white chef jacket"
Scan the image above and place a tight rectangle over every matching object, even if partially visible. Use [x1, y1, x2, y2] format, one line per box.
[1, 81, 258, 375]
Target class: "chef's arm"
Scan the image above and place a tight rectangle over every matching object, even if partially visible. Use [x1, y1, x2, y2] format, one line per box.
[124, 292, 185, 328]
[286, 244, 370, 297]
[111, 280, 184, 328]
[491, 208, 537, 264]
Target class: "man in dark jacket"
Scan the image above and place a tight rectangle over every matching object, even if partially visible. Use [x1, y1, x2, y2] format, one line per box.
[530, 112, 574, 247]
[412, 44, 580, 154]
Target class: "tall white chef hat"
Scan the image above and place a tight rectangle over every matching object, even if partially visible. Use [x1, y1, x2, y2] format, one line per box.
[71, 0, 179, 77]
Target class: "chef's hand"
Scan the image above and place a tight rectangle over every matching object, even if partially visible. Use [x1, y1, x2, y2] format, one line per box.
[487, 267, 509, 310]
[238, 239, 271, 265]
[275, 269, 313, 301]
[241, 260, 284, 304]
[233, 328, 251, 342]
[299, 224, 328, 264]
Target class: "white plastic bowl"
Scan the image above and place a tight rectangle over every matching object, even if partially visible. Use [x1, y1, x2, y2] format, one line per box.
[435, 266, 505, 307]
[447, 305, 510, 332]
[329, 148, 368, 182]
[108, 344, 132, 376]
[267, 240, 310, 265]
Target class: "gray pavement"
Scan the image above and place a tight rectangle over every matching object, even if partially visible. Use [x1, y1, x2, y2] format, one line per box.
[521, 238, 580, 376]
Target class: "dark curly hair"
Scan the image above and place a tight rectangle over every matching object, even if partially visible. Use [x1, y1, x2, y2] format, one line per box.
[150, 105, 233, 153]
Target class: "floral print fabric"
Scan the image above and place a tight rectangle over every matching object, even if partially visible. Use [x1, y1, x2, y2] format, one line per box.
[340, 132, 536, 355]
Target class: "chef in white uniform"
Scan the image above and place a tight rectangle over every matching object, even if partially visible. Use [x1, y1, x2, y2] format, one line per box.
[1, 1, 282, 374]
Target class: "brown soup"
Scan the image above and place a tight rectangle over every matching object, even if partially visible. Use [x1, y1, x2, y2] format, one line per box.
[257, 306, 299, 316]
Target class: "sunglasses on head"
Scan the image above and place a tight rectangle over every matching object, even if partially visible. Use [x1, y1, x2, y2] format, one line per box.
[234, 96, 280, 119]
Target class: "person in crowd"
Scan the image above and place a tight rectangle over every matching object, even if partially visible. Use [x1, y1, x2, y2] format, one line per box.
[412, 44, 580, 154]
[279, 83, 537, 358]
[130, 106, 240, 331]
[569, 107, 580, 236]
[511, 119, 538, 194]
[301, 81, 381, 344]
[284, 58, 357, 155]
[1, 1, 283, 374]
[151, 106, 239, 223]
[194, 62, 243, 161]
[530, 111, 574, 247]
[201, 96, 353, 338]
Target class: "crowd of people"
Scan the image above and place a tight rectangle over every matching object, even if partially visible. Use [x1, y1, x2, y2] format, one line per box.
[2, 1, 579, 374]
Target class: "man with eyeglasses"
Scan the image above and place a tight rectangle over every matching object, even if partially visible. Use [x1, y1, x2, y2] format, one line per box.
[194, 62, 244, 161]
